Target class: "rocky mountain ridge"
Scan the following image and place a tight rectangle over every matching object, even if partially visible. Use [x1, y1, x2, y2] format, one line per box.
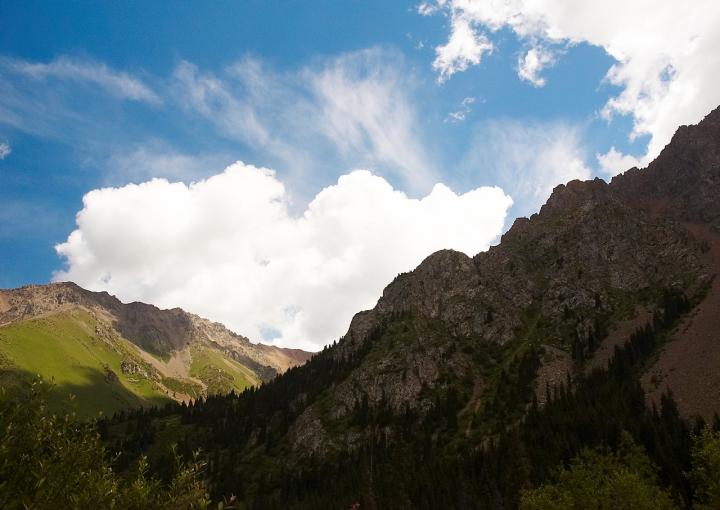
[0, 282, 311, 412]
[0, 281, 310, 376]
[285, 106, 720, 455]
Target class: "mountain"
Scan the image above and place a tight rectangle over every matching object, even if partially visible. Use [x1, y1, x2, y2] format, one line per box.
[94, 105, 720, 508]
[0, 282, 311, 416]
[285, 104, 720, 454]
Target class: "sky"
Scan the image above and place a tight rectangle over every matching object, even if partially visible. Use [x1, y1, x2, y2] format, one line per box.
[1, 1, 719, 351]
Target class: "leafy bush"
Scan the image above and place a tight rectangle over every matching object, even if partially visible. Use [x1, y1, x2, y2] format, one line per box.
[691, 428, 720, 509]
[520, 433, 675, 510]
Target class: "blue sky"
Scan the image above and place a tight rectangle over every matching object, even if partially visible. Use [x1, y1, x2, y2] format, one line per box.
[1, 1, 718, 349]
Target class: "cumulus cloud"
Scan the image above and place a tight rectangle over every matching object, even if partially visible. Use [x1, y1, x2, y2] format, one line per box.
[517, 47, 555, 87]
[423, 0, 720, 168]
[0, 141, 10, 160]
[54, 163, 512, 351]
[12, 56, 159, 103]
[596, 147, 644, 177]
[462, 120, 591, 217]
[433, 16, 493, 82]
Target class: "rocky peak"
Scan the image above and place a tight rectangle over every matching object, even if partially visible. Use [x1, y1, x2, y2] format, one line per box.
[376, 249, 479, 318]
[540, 177, 610, 217]
[1, 282, 115, 321]
[611, 106, 720, 228]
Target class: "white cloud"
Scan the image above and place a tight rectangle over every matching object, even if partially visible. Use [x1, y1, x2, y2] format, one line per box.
[0, 141, 10, 160]
[13, 56, 159, 103]
[0, 56, 158, 141]
[447, 96, 476, 122]
[462, 120, 591, 216]
[54, 162, 512, 351]
[433, 16, 493, 82]
[173, 50, 436, 191]
[596, 147, 643, 177]
[424, 0, 720, 168]
[308, 50, 436, 188]
[172, 61, 270, 147]
[517, 47, 555, 87]
[417, 2, 440, 16]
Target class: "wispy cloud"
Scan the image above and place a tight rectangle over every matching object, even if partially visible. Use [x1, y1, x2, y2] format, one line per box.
[172, 49, 437, 192]
[417, 2, 439, 16]
[172, 61, 270, 147]
[0, 56, 159, 140]
[307, 50, 436, 188]
[446, 96, 476, 123]
[0, 198, 60, 239]
[461, 119, 592, 217]
[0, 141, 10, 160]
[103, 141, 234, 185]
[11, 56, 160, 103]
[0, 50, 436, 198]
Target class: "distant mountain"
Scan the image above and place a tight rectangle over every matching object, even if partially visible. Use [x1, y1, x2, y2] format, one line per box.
[98, 105, 720, 508]
[0, 282, 311, 416]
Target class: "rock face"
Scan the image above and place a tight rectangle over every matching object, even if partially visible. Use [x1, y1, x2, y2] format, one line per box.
[285, 106, 720, 453]
[612, 110, 720, 226]
[0, 282, 312, 381]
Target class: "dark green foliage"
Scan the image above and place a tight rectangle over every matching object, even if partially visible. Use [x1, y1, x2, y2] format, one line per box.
[0, 380, 213, 509]
[522, 320, 693, 506]
[691, 428, 720, 509]
[485, 346, 541, 429]
[520, 434, 675, 510]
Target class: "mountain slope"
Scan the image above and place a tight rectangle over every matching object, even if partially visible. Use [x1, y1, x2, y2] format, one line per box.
[0, 307, 170, 416]
[326, 103, 720, 426]
[0, 283, 312, 416]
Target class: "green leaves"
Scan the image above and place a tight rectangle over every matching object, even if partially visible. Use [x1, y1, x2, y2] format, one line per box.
[0, 379, 214, 509]
[520, 437, 676, 510]
[691, 428, 720, 509]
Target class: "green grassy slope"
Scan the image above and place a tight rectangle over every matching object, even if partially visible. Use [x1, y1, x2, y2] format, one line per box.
[190, 344, 261, 395]
[0, 308, 171, 417]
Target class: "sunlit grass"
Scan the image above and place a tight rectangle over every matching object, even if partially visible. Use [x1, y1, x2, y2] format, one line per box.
[0, 308, 170, 417]
[189, 344, 260, 394]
